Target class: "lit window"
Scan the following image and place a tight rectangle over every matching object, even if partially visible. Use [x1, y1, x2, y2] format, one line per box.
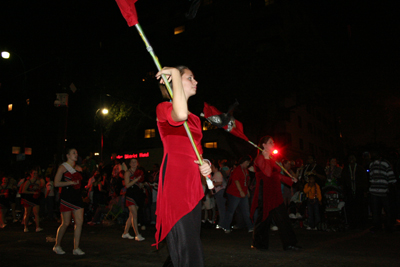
[8, 104, 12, 111]
[145, 129, 156, 138]
[204, 142, 217, 149]
[94, 152, 100, 156]
[265, 0, 275, 6]
[25, 147, 32, 155]
[174, 25, 185, 35]
[202, 121, 217, 131]
[12, 147, 20, 154]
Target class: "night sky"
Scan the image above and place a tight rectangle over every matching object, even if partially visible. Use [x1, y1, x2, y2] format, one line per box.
[1, 0, 400, 167]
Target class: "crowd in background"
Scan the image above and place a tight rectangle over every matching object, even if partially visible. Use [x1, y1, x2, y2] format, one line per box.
[1, 149, 399, 235]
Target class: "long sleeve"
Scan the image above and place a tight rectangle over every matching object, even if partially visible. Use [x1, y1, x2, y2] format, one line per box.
[254, 156, 273, 177]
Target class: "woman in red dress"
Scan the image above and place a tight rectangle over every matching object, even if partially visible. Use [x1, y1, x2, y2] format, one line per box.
[122, 158, 145, 241]
[53, 148, 85, 255]
[155, 66, 212, 267]
[250, 136, 300, 251]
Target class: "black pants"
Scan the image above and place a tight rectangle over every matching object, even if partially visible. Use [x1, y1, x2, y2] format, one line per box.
[252, 203, 297, 249]
[164, 202, 204, 267]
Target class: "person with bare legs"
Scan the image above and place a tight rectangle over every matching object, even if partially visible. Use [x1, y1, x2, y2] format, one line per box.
[53, 148, 85, 255]
[21, 169, 44, 232]
[122, 158, 145, 241]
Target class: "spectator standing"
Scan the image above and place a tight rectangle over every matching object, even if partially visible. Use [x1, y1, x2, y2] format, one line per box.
[303, 175, 322, 230]
[341, 155, 368, 229]
[212, 163, 226, 228]
[369, 152, 397, 233]
[219, 156, 254, 233]
[325, 158, 342, 187]
[300, 155, 326, 187]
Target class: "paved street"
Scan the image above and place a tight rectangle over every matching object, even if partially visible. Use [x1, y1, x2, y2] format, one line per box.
[1, 220, 399, 267]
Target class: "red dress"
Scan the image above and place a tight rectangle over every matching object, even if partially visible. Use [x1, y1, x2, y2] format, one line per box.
[154, 102, 204, 248]
[250, 155, 293, 222]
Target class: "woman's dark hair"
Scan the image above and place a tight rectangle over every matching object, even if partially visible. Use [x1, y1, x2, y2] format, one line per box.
[257, 135, 272, 154]
[159, 65, 190, 99]
[62, 147, 77, 162]
[238, 155, 252, 165]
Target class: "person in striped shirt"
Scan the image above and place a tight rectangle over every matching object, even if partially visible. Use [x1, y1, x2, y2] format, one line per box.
[369, 151, 397, 233]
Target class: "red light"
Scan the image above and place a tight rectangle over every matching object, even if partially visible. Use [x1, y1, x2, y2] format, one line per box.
[272, 149, 278, 155]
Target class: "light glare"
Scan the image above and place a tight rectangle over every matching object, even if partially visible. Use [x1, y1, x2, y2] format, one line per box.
[1, 51, 10, 59]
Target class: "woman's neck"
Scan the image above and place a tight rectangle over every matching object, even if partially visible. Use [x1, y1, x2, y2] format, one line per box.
[66, 160, 75, 167]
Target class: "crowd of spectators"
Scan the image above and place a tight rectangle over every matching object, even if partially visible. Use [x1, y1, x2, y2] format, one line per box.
[201, 150, 399, 235]
[0, 149, 399, 237]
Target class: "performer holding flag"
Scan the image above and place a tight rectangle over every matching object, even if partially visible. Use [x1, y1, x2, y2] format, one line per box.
[250, 136, 301, 251]
[155, 66, 211, 266]
[114, 1, 211, 265]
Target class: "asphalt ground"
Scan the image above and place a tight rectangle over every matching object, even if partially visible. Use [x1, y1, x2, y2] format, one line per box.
[0, 219, 399, 267]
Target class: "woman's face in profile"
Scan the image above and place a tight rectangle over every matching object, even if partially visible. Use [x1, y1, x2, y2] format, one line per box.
[181, 69, 198, 98]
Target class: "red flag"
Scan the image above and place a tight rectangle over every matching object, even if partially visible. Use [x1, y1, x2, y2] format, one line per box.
[203, 102, 223, 119]
[203, 102, 249, 142]
[115, 0, 139, 27]
[230, 119, 249, 142]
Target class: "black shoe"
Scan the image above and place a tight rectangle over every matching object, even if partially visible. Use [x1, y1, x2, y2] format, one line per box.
[251, 245, 268, 251]
[284, 245, 302, 251]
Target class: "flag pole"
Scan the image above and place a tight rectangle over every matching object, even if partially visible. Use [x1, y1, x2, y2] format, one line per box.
[134, 23, 213, 188]
[247, 141, 295, 180]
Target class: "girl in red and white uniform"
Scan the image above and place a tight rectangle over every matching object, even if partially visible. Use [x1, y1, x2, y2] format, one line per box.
[53, 148, 85, 255]
[122, 158, 145, 241]
[21, 169, 44, 232]
[0, 176, 11, 228]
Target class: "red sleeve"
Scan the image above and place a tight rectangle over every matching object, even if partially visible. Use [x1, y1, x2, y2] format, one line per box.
[279, 173, 293, 187]
[156, 102, 184, 127]
[255, 155, 273, 177]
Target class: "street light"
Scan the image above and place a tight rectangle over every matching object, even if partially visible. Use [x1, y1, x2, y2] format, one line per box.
[1, 51, 10, 59]
[1, 50, 27, 81]
[2, 50, 29, 160]
[95, 108, 109, 162]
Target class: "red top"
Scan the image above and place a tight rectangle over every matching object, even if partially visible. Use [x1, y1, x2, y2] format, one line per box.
[250, 155, 293, 222]
[154, 102, 204, 248]
[226, 165, 250, 198]
[129, 169, 144, 184]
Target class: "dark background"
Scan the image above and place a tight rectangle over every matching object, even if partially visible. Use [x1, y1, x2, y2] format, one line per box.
[1, 0, 399, 171]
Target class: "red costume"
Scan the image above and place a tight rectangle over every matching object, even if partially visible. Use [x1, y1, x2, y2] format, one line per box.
[125, 168, 144, 207]
[154, 102, 204, 248]
[250, 155, 293, 221]
[59, 165, 83, 213]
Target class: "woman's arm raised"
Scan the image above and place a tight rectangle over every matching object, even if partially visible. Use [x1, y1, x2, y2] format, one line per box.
[156, 67, 189, 122]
